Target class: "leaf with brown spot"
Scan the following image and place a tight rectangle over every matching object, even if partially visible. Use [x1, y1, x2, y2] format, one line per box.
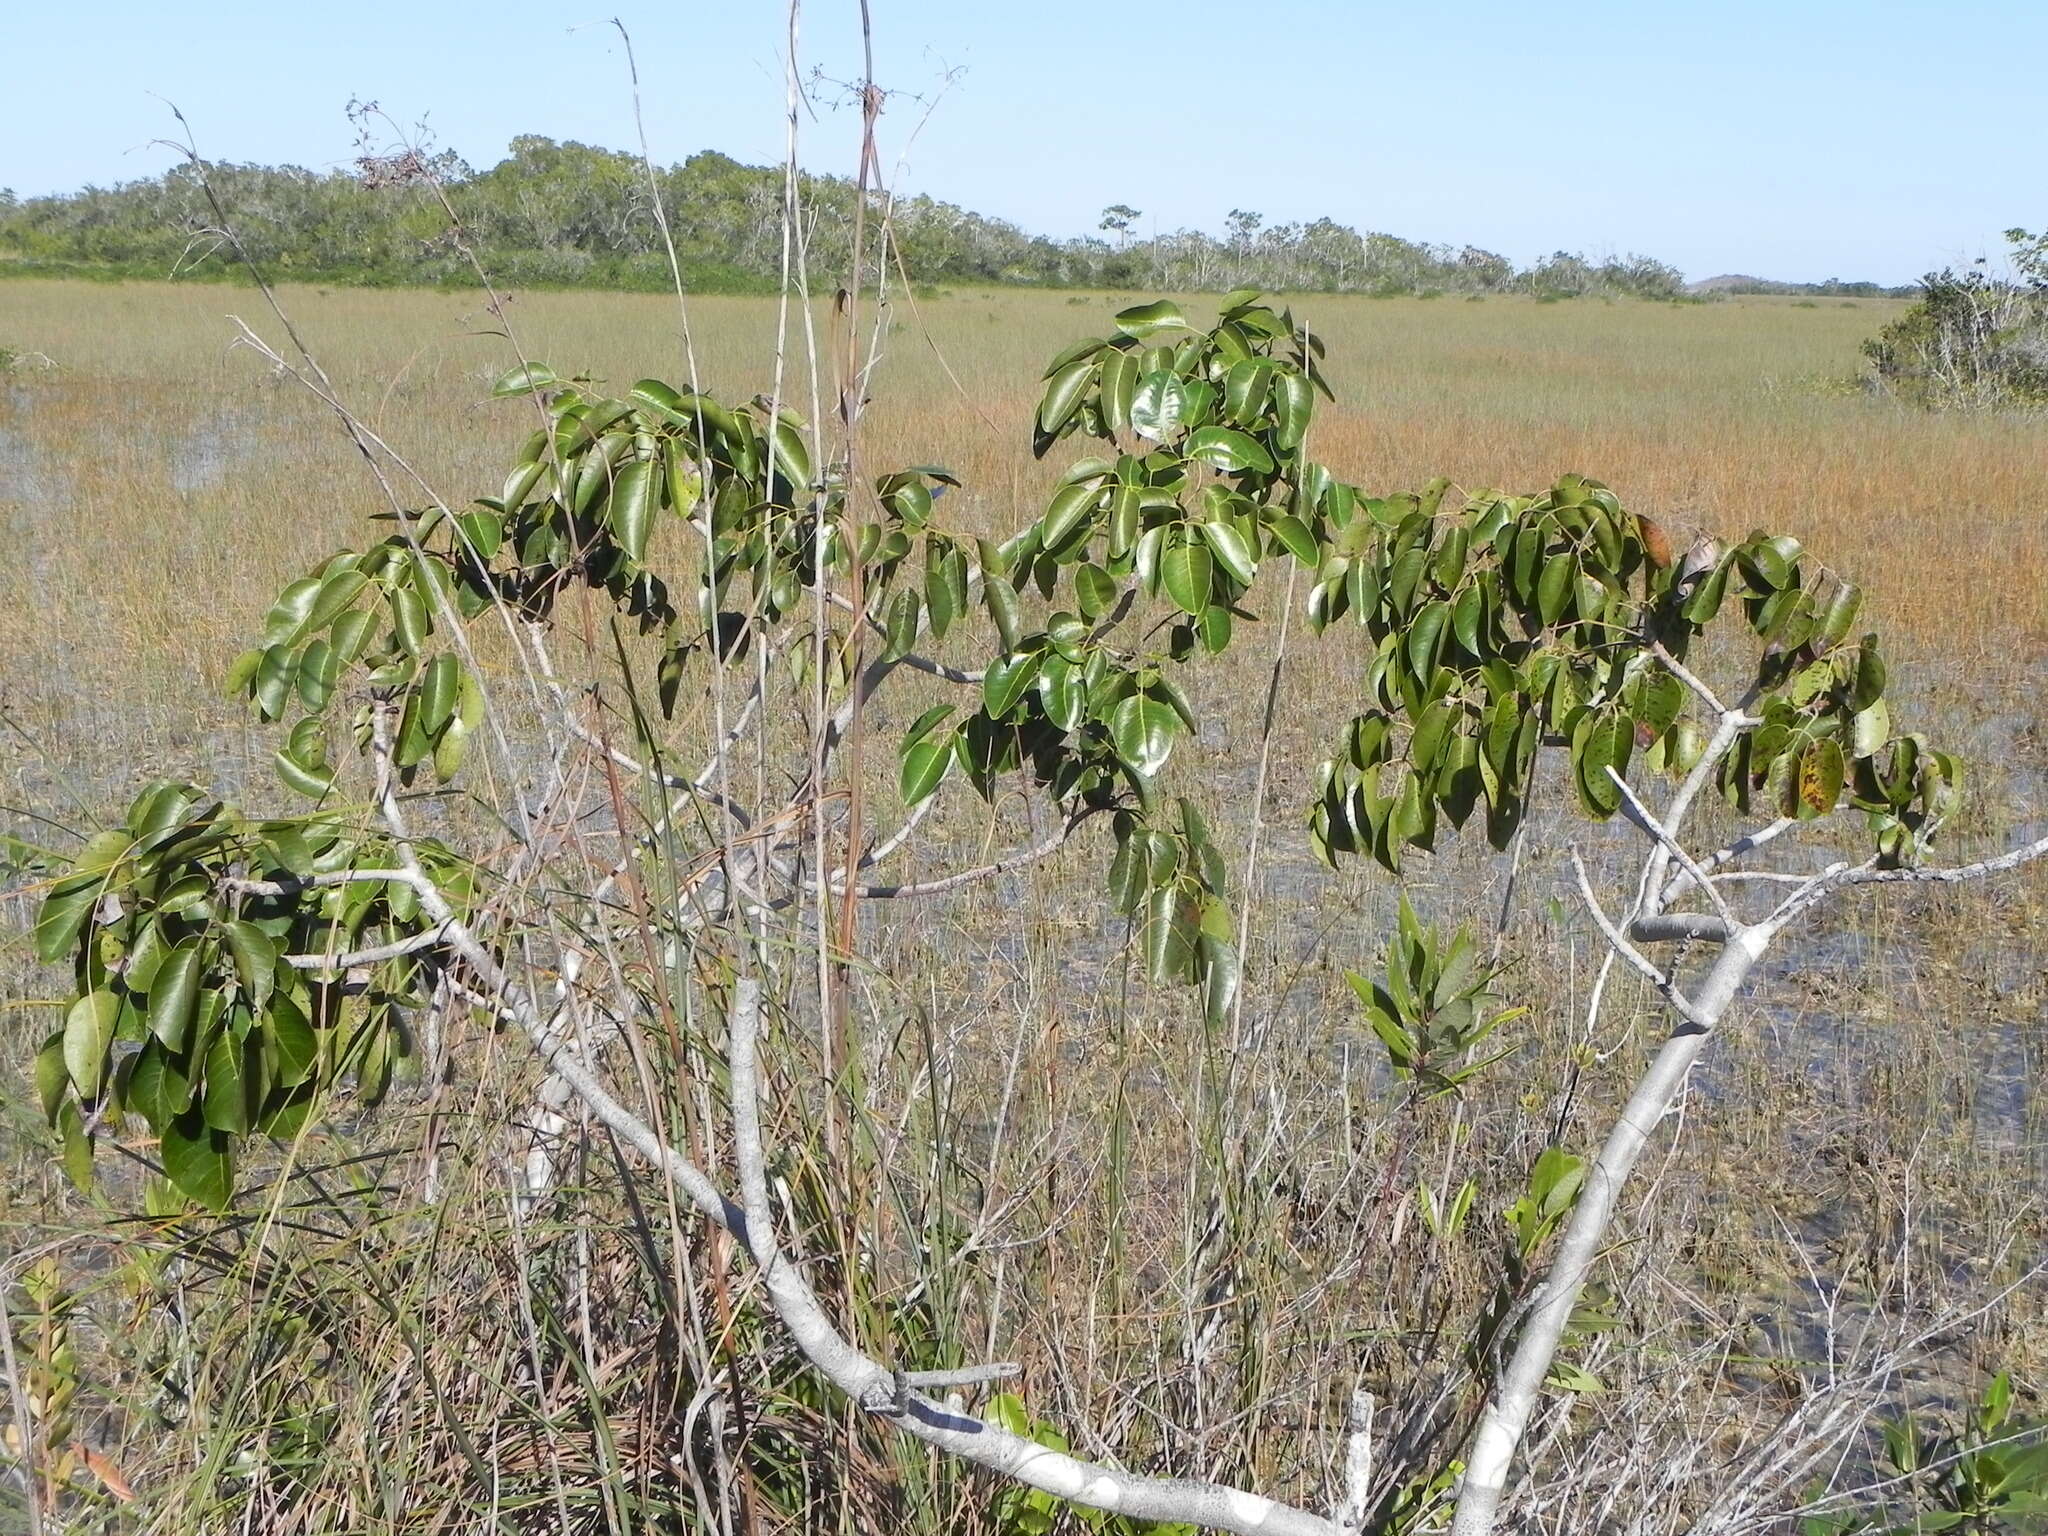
[1797, 740, 1845, 819]
[1638, 514, 1674, 570]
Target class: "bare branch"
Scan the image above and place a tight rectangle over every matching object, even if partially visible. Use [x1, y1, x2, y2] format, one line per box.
[1657, 817, 1796, 906]
[1571, 851, 1707, 1028]
[1604, 766, 1740, 932]
[844, 810, 1095, 899]
[284, 923, 452, 971]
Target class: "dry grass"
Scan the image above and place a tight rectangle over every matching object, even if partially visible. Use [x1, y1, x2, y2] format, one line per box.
[1, 277, 2043, 1535]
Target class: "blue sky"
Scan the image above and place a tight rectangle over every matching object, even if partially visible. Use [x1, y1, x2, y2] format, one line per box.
[6, 0, 2041, 285]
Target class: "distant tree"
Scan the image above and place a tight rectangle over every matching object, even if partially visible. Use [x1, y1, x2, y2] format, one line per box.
[1098, 203, 1141, 249]
[1225, 207, 1263, 254]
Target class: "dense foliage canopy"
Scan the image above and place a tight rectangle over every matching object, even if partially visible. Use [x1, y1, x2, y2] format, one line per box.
[0, 137, 1688, 298]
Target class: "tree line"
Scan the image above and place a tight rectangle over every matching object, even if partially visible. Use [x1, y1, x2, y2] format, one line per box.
[0, 135, 1694, 298]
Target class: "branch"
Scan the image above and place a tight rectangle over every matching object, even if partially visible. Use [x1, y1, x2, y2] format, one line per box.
[1759, 834, 2048, 938]
[1657, 817, 1796, 907]
[1570, 851, 1708, 1029]
[1638, 707, 1754, 921]
[284, 922, 452, 971]
[717, 976, 1332, 1536]
[1450, 928, 1768, 1536]
[1649, 641, 1749, 723]
[226, 868, 415, 897]
[841, 810, 1095, 899]
[1604, 766, 1739, 932]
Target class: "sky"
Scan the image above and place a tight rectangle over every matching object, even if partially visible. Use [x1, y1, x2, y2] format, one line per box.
[5, 0, 2043, 286]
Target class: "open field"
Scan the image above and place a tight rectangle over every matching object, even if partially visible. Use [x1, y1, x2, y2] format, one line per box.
[1, 278, 2045, 1533]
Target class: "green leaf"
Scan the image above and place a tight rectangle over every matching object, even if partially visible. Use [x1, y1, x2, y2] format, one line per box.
[1041, 482, 1101, 549]
[1112, 300, 1187, 339]
[1572, 713, 1631, 819]
[899, 730, 955, 806]
[1144, 885, 1197, 983]
[1818, 580, 1863, 649]
[1848, 636, 1887, 712]
[769, 419, 811, 488]
[607, 457, 659, 562]
[1200, 934, 1240, 1025]
[983, 651, 1043, 719]
[253, 644, 296, 720]
[146, 943, 204, 1051]
[125, 1040, 190, 1126]
[35, 877, 102, 965]
[1198, 605, 1233, 653]
[1161, 539, 1214, 616]
[883, 587, 922, 662]
[223, 922, 278, 1013]
[273, 749, 336, 800]
[1106, 828, 1148, 914]
[1185, 427, 1275, 475]
[1406, 600, 1449, 683]
[202, 1028, 254, 1134]
[261, 576, 322, 647]
[419, 653, 460, 735]
[1038, 358, 1095, 437]
[1197, 520, 1258, 587]
[490, 362, 562, 398]
[1224, 358, 1274, 424]
[160, 1111, 235, 1210]
[1272, 370, 1312, 450]
[1074, 563, 1118, 620]
[64, 990, 120, 1099]
[269, 994, 318, 1089]
[925, 545, 961, 642]
[306, 567, 368, 633]
[1269, 514, 1318, 564]
[1537, 551, 1575, 627]
[389, 584, 430, 656]
[903, 704, 954, 748]
[1129, 371, 1190, 443]
[1796, 739, 1845, 819]
[1098, 349, 1137, 435]
[1110, 695, 1178, 778]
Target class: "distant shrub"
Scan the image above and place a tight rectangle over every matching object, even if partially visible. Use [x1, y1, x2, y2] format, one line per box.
[1864, 229, 2048, 408]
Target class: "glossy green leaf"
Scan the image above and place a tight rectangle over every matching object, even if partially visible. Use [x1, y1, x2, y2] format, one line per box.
[35, 878, 102, 965]
[1074, 563, 1118, 620]
[1272, 370, 1312, 449]
[982, 652, 1043, 719]
[63, 990, 119, 1099]
[1269, 514, 1318, 564]
[899, 730, 955, 806]
[1185, 427, 1274, 475]
[491, 362, 562, 398]
[1113, 300, 1187, 339]
[202, 1028, 254, 1135]
[607, 457, 659, 562]
[1161, 540, 1214, 616]
[1536, 552, 1575, 627]
[1041, 482, 1101, 549]
[269, 994, 318, 1088]
[1197, 519, 1257, 586]
[1098, 349, 1137, 435]
[146, 943, 203, 1051]
[1144, 885, 1198, 983]
[1129, 371, 1190, 443]
[1038, 358, 1095, 437]
[1110, 694, 1178, 778]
